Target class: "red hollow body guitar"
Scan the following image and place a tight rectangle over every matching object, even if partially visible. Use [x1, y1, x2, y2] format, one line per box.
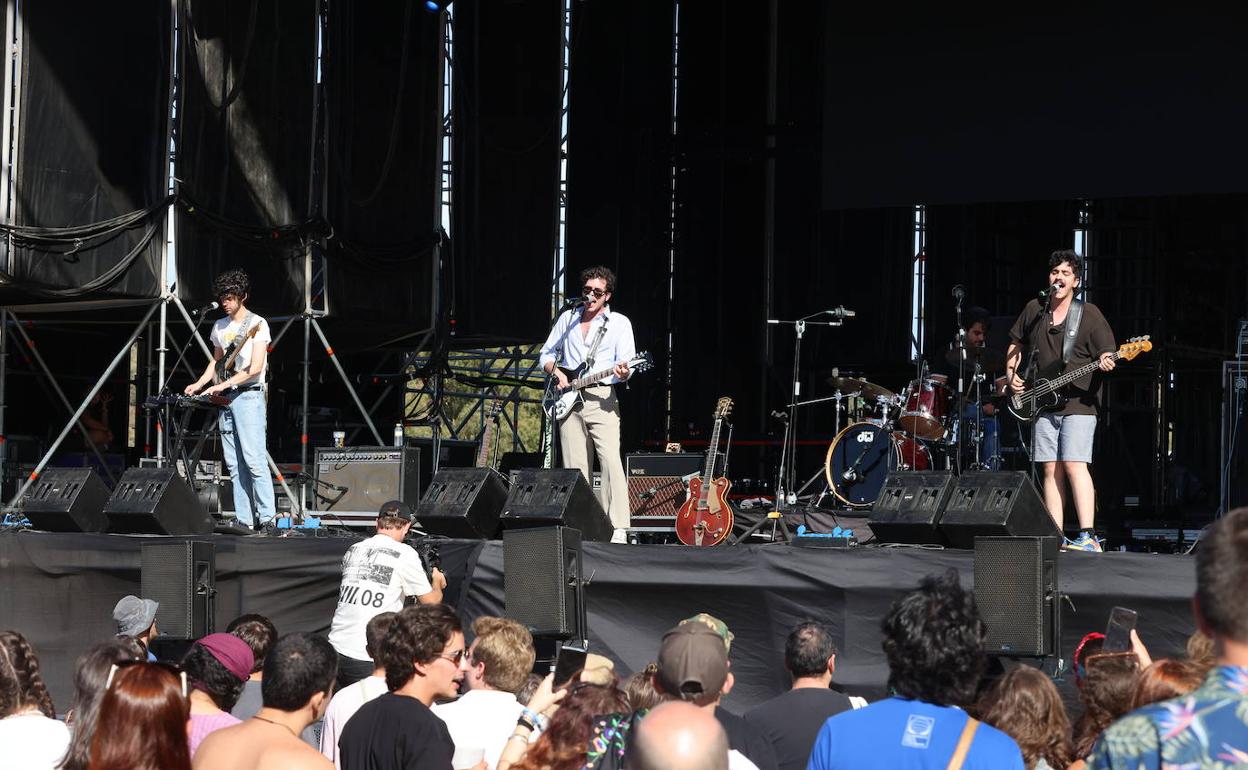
[675, 397, 734, 546]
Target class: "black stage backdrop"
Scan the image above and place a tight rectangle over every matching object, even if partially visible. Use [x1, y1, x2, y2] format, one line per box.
[175, 0, 316, 316]
[3, 1, 169, 302]
[0, 532, 1198, 716]
[452, 0, 562, 343]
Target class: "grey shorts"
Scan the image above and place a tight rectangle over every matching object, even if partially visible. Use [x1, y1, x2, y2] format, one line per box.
[1032, 413, 1096, 463]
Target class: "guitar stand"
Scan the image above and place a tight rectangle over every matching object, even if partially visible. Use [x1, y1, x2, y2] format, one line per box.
[730, 506, 793, 545]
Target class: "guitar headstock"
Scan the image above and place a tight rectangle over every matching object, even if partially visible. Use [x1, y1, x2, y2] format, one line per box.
[485, 400, 503, 420]
[1118, 335, 1153, 361]
[714, 396, 734, 419]
[630, 351, 656, 374]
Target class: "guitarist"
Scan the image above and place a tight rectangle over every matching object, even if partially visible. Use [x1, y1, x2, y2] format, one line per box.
[184, 268, 276, 531]
[539, 266, 636, 544]
[1004, 250, 1115, 552]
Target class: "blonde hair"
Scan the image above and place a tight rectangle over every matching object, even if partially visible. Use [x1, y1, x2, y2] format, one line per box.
[471, 617, 535, 693]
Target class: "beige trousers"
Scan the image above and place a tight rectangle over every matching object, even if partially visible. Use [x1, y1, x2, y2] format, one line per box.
[559, 384, 630, 528]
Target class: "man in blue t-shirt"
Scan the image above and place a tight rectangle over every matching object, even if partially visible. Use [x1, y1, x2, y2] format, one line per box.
[807, 570, 1023, 770]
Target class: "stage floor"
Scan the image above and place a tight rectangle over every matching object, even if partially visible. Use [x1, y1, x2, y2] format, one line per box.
[0, 530, 1198, 712]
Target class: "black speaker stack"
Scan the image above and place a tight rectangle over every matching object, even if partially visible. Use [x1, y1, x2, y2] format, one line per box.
[21, 467, 213, 535]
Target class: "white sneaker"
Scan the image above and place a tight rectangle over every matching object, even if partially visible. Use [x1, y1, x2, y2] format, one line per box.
[611, 529, 628, 544]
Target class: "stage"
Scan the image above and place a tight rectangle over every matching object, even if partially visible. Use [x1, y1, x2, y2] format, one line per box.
[0, 529, 1199, 713]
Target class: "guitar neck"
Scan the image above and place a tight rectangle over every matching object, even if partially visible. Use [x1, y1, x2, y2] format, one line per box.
[699, 417, 725, 500]
[476, 423, 496, 468]
[1033, 351, 1123, 396]
[570, 365, 617, 390]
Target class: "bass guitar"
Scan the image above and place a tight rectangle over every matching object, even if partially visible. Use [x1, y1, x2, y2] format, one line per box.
[214, 324, 261, 384]
[1007, 336, 1152, 422]
[542, 351, 654, 421]
[675, 396, 734, 547]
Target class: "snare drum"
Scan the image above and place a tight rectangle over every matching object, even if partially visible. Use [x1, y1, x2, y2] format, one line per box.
[899, 377, 954, 440]
[824, 422, 931, 508]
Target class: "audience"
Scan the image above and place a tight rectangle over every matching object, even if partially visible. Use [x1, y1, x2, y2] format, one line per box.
[1089, 508, 1248, 768]
[0, 630, 68, 770]
[629, 700, 730, 770]
[507, 680, 628, 770]
[112, 595, 159, 661]
[623, 662, 663, 712]
[193, 633, 337, 770]
[515, 672, 544, 706]
[61, 637, 146, 770]
[320, 612, 395, 768]
[807, 569, 1024, 769]
[183, 632, 255, 755]
[337, 604, 465, 770]
[434, 616, 536, 769]
[89, 662, 191, 770]
[1184, 628, 1216, 676]
[1129, 658, 1204, 710]
[1070, 651, 1139, 762]
[228, 613, 279, 719]
[976, 666, 1072, 770]
[744, 621, 852, 770]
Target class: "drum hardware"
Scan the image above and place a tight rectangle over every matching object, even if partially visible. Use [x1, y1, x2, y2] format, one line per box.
[823, 422, 931, 508]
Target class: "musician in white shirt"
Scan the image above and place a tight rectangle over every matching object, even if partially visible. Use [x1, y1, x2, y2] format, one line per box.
[539, 266, 636, 542]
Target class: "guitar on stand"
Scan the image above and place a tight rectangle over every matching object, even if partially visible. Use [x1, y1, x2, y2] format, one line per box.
[476, 401, 504, 471]
[675, 397, 735, 547]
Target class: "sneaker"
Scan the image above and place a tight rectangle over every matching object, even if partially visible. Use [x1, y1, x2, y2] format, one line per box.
[610, 528, 629, 544]
[1065, 533, 1103, 552]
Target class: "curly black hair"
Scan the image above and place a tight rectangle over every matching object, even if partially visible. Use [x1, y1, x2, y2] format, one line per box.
[578, 265, 616, 294]
[212, 268, 250, 300]
[381, 604, 462, 692]
[1048, 249, 1084, 281]
[261, 634, 337, 712]
[882, 569, 987, 708]
[180, 643, 246, 712]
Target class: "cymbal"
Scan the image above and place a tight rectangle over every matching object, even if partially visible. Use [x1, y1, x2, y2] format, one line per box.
[826, 376, 896, 402]
[944, 346, 1005, 373]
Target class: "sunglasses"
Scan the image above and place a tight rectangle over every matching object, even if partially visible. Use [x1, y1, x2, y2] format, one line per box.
[106, 661, 189, 698]
[582, 287, 607, 298]
[434, 648, 467, 665]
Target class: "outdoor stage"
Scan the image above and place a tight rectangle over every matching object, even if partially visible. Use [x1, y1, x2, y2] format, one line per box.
[0, 528, 1200, 713]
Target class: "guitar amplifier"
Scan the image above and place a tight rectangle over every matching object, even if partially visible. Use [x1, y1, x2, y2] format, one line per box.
[627, 475, 686, 519]
[313, 446, 420, 528]
[626, 452, 724, 478]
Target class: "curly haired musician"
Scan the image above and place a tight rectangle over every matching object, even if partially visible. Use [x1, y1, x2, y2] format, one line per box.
[539, 266, 636, 543]
[185, 269, 276, 530]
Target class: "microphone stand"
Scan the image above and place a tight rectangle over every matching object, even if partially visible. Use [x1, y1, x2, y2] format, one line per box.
[954, 295, 966, 474]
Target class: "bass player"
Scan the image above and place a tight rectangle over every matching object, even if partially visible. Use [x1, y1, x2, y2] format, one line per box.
[184, 268, 276, 530]
[1004, 250, 1115, 552]
[539, 266, 636, 543]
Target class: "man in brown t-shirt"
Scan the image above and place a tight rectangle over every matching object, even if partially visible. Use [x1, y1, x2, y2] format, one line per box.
[1004, 250, 1116, 551]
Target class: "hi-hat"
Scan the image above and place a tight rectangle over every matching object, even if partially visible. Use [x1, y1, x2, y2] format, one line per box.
[826, 376, 896, 402]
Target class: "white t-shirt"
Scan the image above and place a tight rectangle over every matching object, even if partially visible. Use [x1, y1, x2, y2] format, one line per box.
[328, 533, 433, 660]
[432, 689, 524, 770]
[0, 711, 70, 770]
[209, 313, 272, 384]
[320, 674, 389, 769]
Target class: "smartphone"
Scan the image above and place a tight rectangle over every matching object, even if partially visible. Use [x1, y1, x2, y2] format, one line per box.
[1103, 606, 1138, 653]
[551, 642, 588, 688]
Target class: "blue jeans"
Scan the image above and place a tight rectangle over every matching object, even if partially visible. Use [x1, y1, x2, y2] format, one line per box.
[961, 403, 1001, 470]
[219, 389, 275, 526]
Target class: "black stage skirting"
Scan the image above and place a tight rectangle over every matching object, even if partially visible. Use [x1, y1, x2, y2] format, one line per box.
[0, 531, 1199, 713]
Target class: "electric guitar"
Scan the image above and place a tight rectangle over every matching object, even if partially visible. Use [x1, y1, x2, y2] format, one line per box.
[542, 351, 654, 421]
[675, 397, 735, 547]
[476, 401, 504, 470]
[1007, 336, 1152, 422]
[213, 324, 261, 384]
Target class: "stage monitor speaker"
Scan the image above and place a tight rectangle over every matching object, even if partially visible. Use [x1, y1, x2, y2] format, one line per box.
[498, 469, 613, 542]
[104, 468, 214, 535]
[867, 471, 957, 544]
[939, 471, 1060, 549]
[503, 526, 585, 640]
[417, 467, 509, 538]
[21, 468, 111, 532]
[974, 536, 1060, 657]
[313, 447, 420, 528]
[141, 540, 215, 640]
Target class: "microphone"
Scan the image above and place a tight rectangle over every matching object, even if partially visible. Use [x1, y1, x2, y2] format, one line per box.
[190, 301, 219, 316]
[952, 284, 966, 301]
[826, 306, 856, 319]
[1038, 283, 1062, 299]
[561, 296, 586, 309]
[769, 410, 789, 422]
[842, 468, 857, 482]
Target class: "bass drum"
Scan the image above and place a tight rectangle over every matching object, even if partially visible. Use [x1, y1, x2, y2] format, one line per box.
[824, 422, 931, 508]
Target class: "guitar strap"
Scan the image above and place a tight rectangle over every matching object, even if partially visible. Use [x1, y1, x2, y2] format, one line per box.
[1062, 299, 1084, 365]
[584, 314, 609, 371]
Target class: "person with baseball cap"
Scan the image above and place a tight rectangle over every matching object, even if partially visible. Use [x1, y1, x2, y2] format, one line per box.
[327, 500, 446, 692]
[112, 594, 159, 661]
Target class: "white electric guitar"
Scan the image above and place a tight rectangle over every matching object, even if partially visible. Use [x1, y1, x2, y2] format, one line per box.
[542, 351, 654, 421]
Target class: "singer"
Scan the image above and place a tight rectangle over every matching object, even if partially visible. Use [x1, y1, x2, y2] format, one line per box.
[539, 266, 637, 543]
[184, 268, 276, 530]
[1004, 250, 1115, 552]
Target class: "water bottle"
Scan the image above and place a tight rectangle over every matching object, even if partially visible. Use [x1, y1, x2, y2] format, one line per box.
[393, 422, 404, 447]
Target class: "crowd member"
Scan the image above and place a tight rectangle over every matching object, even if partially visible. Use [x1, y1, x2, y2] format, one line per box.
[61, 637, 146, 770]
[194, 634, 337, 770]
[0, 630, 67, 770]
[1089, 508, 1248, 769]
[744, 621, 852, 770]
[976, 666, 1072, 770]
[228, 614, 279, 719]
[515, 673, 544, 706]
[623, 662, 663, 712]
[183, 632, 255, 754]
[434, 616, 536, 769]
[496, 673, 567, 770]
[112, 594, 160, 661]
[1184, 628, 1216, 676]
[320, 612, 395, 768]
[629, 700, 730, 770]
[1070, 652, 1139, 763]
[337, 604, 465, 770]
[89, 662, 191, 770]
[506, 680, 628, 770]
[1129, 658, 1204, 710]
[808, 570, 1023, 769]
[328, 500, 446, 691]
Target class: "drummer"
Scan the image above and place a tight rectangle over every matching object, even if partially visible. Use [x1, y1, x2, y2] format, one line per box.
[940, 307, 1004, 469]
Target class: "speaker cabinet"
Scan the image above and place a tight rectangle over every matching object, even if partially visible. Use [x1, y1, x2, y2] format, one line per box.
[104, 468, 214, 535]
[141, 541, 215, 640]
[974, 536, 1060, 657]
[417, 467, 509, 538]
[627, 475, 686, 519]
[868, 471, 956, 544]
[626, 452, 722, 478]
[503, 526, 585, 640]
[939, 471, 1060, 549]
[498, 469, 613, 542]
[22, 468, 110, 532]
[313, 447, 420, 527]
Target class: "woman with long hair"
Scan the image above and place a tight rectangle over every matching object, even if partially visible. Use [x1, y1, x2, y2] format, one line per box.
[976, 666, 1072, 770]
[1070, 651, 1139, 762]
[1130, 658, 1204, 710]
[508, 681, 628, 770]
[0, 630, 68, 770]
[60, 637, 146, 770]
[89, 662, 191, 770]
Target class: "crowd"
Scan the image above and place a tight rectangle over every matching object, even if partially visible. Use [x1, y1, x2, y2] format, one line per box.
[2, 505, 1246, 770]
